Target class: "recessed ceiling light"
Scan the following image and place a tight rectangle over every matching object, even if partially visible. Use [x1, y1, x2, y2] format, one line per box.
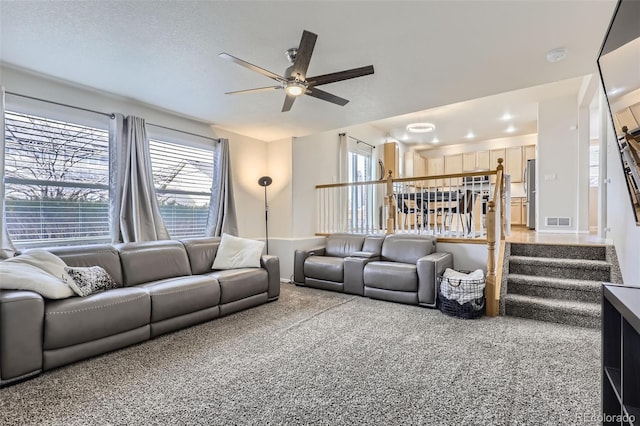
[432, 137, 440, 144]
[500, 113, 513, 121]
[465, 131, 475, 139]
[406, 122, 436, 133]
[505, 125, 516, 133]
[608, 87, 622, 96]
[546, 47, 568, 63]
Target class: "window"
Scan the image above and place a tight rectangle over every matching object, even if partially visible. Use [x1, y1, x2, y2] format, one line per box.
[347, 142, 375, 231]
[590, 144, 599, 187]
[149, 139, 213, 238]
[4, 111, 110, 247]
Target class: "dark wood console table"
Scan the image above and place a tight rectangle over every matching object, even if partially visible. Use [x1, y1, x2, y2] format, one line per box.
[602, 283, 640, 425]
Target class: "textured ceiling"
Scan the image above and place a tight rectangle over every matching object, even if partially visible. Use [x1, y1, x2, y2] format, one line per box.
[0, 1, 617, 142]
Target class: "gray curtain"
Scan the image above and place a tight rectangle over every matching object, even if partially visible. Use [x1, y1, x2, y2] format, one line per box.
[205, 138, 238, 236]
[0, 87, 17, 258]
[113, 115, 169, 242]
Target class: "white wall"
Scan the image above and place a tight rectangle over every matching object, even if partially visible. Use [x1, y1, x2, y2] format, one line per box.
[604, 116, 640, 284]
[537, 95, 580, 232]
[291, 123, 388, 238]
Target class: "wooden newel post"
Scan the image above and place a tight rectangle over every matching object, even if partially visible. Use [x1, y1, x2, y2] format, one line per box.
[385, 170, 395, 234]
[486, 200, 497, 316]
[497, 158, 506, 240]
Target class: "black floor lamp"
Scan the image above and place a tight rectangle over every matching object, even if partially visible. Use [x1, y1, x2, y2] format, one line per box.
[258, 176, 273, 254]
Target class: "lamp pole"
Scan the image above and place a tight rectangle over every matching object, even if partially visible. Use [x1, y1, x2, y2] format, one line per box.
[257, 176, 273, 254]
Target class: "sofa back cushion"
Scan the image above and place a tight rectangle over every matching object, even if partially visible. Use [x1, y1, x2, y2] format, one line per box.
[381, 234, 436, 264]
[325, 234, 366, 258]
[116, 240, 191, 287]
[362, 235, 385, 255]
[48, 244, 124, 287]
[180, 237, 220, 275]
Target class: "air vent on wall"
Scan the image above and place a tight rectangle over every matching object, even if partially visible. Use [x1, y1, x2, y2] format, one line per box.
[545, 217, 572, 227]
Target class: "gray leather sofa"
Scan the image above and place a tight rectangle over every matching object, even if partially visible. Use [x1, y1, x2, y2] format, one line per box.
[294, 233, 452, 307]
[293, 233, 384, 295]
[0, 237, 279, 387]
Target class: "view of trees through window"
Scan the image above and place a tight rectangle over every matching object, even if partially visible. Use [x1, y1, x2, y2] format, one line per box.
[4, 111, 110, 246]
[149, 139, 213, 238]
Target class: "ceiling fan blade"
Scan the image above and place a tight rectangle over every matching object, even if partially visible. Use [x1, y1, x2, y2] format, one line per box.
[306, 65, 375, 86]
[305, 87, 349, 106]
[225, 85, 282, 95]
[219, 53, 286, 82]
[282, 94, 296, 112]
[290, 30, 317, 79]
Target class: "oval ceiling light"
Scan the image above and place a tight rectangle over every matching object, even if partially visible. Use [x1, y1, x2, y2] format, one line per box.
[406, 122, 436, 133]
[465, 131, 475, 139]
[546, 47, 568, 63]
[500, 113, 513, 121]
[505, 125, 516, 133]
[432, 137, 440, 144]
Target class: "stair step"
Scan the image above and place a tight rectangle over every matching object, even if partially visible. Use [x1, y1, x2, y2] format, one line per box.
[504, 294, 600, 328]
[510, 243, 607, 261]
[508, 256, 611, 281]
[507, 274, 601, 303]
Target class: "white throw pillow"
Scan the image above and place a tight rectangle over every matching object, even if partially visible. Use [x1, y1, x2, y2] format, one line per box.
[212, 234, 265, 270]
[0, 250, 75, 299]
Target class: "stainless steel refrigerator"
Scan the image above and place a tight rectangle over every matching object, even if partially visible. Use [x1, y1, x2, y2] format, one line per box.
[525, 159, 536, 229]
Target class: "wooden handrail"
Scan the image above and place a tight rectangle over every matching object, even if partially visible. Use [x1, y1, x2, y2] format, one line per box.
[315, 169, 497, 189]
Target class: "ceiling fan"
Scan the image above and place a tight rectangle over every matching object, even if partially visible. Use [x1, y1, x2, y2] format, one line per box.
[219, 30, 375, 112]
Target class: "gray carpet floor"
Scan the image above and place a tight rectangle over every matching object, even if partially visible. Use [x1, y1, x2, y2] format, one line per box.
[1, 283, 601, 426]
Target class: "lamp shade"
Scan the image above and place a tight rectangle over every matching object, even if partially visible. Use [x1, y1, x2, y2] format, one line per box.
[258, 176, 273, 187]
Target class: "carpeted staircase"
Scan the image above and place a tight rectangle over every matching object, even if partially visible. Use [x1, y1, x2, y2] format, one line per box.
[501, 242, 622, 328]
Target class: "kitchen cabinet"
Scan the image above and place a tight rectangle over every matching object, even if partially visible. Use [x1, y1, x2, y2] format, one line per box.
[510, 197, 526, 226]
[506, 146, 523, 182]
[462, 151, 490, 171]
[524, 144, 536, 162]
[490, 148, 506, 183]
[427, 156, 444, 187]
[405, 152, 426, 177]
[383, 142, 399, 178]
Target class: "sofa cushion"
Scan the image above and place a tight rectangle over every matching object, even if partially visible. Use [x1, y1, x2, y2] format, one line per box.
[325, 234, 365, 258]
[138, 275, 221, 322]
[364, 261, 418, 292]
[181, 237, 220, 274]
[117, 240, 192, 287]
[48, 245, 124, 287]
[381, 234, 436, 263]
[44, 287, 150, 350]
[209, 268, 268, 304]
[212, 234, 264, 270]
[304, 256, 344, 283]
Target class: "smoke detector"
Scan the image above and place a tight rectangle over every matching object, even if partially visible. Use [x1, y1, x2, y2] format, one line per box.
[546, 47, 568, 63]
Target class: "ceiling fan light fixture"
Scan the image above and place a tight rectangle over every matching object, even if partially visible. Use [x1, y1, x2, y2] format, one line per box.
[406, 122, 436, 133]
[285, 81, 307, 97]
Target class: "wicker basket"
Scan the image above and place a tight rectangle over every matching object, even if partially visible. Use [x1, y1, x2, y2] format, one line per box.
[437, 272, 486, 319]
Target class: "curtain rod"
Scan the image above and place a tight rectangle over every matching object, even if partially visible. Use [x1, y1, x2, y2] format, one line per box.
[348, 135, 375, 149]
[146, 123, 220, 143]
[5, 91, 116, 119]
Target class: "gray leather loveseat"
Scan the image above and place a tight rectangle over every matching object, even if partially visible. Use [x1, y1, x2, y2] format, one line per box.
[0, 237, 279, 387]
[294, 233, 452, 307]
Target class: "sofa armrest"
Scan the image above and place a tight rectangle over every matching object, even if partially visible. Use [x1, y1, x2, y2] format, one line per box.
[293, 246, 326, 284]
[416, 252, 453, 307]
[344, 255, 378, 296]
[261, 255, 280, 300]
[0, 290, 44, 385]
